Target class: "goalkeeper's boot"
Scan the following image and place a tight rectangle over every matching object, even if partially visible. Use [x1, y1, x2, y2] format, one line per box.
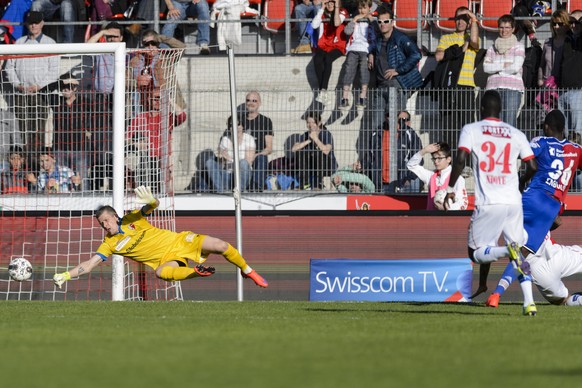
[486, 293, 500, 308]
[242, 270, 269, 288]
[194, 265, 215, 277]
[523, 303, 537, 316]
[508, 242, 530, 276]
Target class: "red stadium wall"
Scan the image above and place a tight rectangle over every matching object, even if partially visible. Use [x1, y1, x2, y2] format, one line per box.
[3, 213, 582, 301]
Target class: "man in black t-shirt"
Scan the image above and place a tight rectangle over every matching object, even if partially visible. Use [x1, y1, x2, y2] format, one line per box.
[243, 91, 274, 191]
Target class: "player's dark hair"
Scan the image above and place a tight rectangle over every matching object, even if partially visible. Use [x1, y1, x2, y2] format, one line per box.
[8, 145, 23, 155]
[480, 90, 501, 119]
[305, 111, 322, 127]
[95, 205, 118, 219]
[544, 109, 566, 134]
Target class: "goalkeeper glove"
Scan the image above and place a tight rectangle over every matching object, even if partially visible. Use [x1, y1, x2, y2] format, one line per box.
[134, 186, 156, 206]
[53, 272, 71, 289]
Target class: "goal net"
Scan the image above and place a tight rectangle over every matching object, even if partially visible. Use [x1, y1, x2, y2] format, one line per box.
[0, 43, 184, 301]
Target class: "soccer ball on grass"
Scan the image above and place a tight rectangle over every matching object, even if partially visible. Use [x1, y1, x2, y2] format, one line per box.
[8, 257, 33, 281]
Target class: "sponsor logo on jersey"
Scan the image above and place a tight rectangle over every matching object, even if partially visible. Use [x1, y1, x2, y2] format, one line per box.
[128, 223, 136, 230]
[185, 233, 196, 242]
[482, 125, 511, 138]
[125, 231, 146, 254]
[115, 236, 132, 251]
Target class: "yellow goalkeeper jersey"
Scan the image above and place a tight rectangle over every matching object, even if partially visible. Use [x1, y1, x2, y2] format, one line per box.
[96, 209, 206, 269]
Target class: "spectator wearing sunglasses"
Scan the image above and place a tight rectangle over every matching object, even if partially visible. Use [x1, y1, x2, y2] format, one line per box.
[128, 29, 186, 113]
[538, 9, 571, 89]
[558, 10, 582, 135]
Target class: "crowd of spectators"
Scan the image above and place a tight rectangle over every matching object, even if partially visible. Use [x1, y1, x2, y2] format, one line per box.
[2, 1, 582, 200]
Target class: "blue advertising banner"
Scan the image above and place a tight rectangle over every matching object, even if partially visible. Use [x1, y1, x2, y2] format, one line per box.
[310, 259, 473, 302]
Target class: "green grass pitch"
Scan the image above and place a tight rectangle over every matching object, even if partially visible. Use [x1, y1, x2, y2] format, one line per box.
[2, 301, 581, 388]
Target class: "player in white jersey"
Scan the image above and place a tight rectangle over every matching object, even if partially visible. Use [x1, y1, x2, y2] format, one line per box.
[444, 90, 539, 315]
[523, 232, 582, 306]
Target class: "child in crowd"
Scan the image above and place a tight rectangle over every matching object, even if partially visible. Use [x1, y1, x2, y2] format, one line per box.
[340, 0, 375, 111]
[311, 0, 349, 105]
[406, 142, 468, 210]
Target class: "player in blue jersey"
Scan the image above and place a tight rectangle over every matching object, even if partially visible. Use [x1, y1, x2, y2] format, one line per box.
[476, 110, 582, 313]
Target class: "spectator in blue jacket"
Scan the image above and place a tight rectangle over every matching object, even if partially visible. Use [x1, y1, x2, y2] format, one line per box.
[358, 4, 422, 189]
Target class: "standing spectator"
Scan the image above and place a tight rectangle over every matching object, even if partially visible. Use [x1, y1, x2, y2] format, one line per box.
[162, 0, 211, 55]
[339, 0, 375, 111]
[30, 0, 77, 43]
[434, 6, 481, 148]
[558, 9, 582, 134]
[205, 116, 255, 193]
[0, 146, 36, 193]
[369, 4, 422, 115]
[4, 11, 59, 160]
[444, 90, 538, 316]
[291, 0, 322, 54]
[241, 91, 274, 191]
[52, 73, 92, 188]
[385, 110, 423, 193]
[358, 4, 422, 190]
[311, 0, 348, 105]
[538, 9, 571, 89]
[126, 88, 187, 191]
[30, 147, 82, 193]
[407, 142, 468, 210]
[291, 111, 337, 189]
[128, 29, 186, 114]
[483, 14, 525, 128]
[86, 22, 125, 189]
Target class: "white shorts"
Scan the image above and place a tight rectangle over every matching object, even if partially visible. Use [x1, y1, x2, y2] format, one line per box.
[530, 242, 582, 303]
[467, 204, 527, 250]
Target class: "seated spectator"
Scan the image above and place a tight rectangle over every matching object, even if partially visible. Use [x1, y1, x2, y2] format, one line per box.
[0, 146, 36, 193]
[1, 0, 32, 41]
[31, 147, 81, 193]
[291, 111, 337, 189]
[483, 15, 525, 128]
[205, 116, 256, 193]
[162, 0, 210, 54]
[406, 142, 468, 210]
[331, 160, 375, 193]
[52, 73, 92, 188]
[291, 0, 322, 54]
[385, 111, 423, 193]
[30, 0, 77, 43]
[126, 87, 187, 191]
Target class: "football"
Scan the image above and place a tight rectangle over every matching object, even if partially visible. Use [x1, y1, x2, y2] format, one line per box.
[8, 257, 33, 282]
[433, 189, 447, 211]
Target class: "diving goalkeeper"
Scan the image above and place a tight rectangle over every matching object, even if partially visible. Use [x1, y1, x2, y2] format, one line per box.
[53, 186, 268, 288]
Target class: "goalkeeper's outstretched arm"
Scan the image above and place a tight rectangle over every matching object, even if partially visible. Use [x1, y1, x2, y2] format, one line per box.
[53, 255, 104, 289]
[134, 186, 159, 215]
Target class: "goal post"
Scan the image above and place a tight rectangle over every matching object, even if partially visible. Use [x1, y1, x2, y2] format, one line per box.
[0, 43, 184, 301]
